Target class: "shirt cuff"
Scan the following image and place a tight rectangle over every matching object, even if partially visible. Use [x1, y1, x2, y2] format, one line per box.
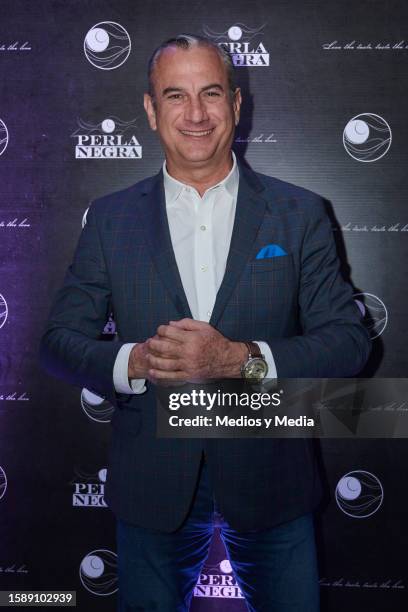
[113, 343, 147, 394]
[253, 341, 277, 378]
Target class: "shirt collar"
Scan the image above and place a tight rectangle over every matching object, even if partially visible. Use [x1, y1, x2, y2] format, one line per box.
[163, 151, 238, 204]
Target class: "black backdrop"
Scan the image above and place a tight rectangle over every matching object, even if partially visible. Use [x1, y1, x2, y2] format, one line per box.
[1, 0, 407, 610]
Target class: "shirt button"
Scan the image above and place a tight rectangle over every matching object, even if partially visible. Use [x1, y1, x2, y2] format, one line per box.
[200, 225, 207, 231]
[200, 265, 208, 272]
[207, 311, 211, 318]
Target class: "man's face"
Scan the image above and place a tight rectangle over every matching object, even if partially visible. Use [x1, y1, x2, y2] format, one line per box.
[144, 45, 241, 170]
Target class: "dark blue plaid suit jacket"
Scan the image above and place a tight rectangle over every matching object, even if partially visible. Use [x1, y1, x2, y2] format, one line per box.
[40, 162, 371, 532]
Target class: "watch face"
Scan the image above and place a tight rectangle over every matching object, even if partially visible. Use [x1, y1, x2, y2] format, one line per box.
[244, 358, 268, 381]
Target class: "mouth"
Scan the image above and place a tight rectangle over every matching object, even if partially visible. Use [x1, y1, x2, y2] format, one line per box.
[179, 128, 215, 137]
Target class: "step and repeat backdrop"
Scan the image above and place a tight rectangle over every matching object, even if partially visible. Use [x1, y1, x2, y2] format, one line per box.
[1, 0, 408, 610]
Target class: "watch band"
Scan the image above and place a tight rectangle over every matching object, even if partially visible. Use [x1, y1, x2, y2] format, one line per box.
[244, 341, 262, 359]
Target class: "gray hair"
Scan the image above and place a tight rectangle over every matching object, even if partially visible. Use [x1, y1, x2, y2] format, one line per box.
[147, 34, 236, 100]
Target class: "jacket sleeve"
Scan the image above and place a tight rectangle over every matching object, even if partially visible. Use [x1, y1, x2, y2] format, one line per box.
[39, 203, 126, 406]
[267, 197, 371, 377]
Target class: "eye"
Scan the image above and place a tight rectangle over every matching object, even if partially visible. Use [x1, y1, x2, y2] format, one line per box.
[205, 90, 221, 97]
[166, 93, 184, 101]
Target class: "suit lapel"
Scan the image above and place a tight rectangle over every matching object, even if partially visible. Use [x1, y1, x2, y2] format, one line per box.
[138, 170, 192, 319]
[210, 163, 267, 327]
[137, 163, 266, 325]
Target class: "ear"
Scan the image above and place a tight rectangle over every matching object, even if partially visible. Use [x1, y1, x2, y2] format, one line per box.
[144, 93, 157, 131]
[233, 88, 242, 126]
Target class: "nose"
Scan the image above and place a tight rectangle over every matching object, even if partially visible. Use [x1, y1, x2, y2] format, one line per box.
[184, 95, 208, 124]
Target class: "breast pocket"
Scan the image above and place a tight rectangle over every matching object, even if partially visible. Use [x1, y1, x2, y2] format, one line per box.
[249, 254, 296, 313]
[250, 253, 294, 274]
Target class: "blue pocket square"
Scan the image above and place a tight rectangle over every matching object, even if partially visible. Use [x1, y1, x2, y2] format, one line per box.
[256, 244, 287, 259]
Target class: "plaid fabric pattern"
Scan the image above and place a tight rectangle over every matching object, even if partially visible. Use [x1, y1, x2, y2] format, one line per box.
[40, 162, 371, 532]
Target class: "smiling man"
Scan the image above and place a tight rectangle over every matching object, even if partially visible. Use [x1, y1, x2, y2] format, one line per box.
[40, 34, 371, 611]
[144, 41, 241, 193]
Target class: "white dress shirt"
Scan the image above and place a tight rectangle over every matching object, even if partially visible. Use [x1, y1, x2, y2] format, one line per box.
[113, 153, 277, 394]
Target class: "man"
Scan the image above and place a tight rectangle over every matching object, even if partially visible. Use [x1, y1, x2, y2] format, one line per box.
[40, 34, 371, 611]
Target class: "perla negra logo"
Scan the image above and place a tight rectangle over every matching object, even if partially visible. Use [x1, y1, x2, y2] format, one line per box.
[72, 468, 107, 507]
[203, 23, 269, 66]
[72, 116, 142, 159]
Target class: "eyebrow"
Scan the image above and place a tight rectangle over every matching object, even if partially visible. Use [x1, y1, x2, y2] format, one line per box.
[161, 83, 225, 97]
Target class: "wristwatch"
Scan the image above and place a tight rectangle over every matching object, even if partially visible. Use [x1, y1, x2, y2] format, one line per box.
[240, 341, 268, 382]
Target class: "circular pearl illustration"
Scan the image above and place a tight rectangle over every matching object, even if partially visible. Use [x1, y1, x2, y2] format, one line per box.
[81, 555, 105, 579]
[85, 28, 110, 53]
[354, 292, 388, 339]
[228, 26, 243, 41]
[81, 389, 114, 423]
[344, 119, 370, 145]
[219, 559, 233, 573]
[343, 113, 391, 162]
[335, 470, 383, 518]
[337, 476, 362, 500]
[84, 22, 131, 70]
[101, 118, 116, 133]
[0, 294, 8, 330]
[0, 119, 9, 156]
[80, 549, 118, 596]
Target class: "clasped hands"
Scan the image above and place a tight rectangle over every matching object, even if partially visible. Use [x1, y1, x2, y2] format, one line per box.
[128, 318, 247, 383]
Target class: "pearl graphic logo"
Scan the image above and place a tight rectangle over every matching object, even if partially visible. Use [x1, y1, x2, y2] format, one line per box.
[81, 389, 114, 423]
[203, 23, 269, 66]
[79, 549, 117, 596]
[0, 466, 7, 501]
[0, 119, 8, 156]
[343, 114, 392, 162]
[0, 293, 8, 329]
[84, 22, 131, 70]
[72, 117, 142, 159]
[72, 468, 107, 507]
[336, 470, 383, 518]
[194, 558, 244, 598]
[354, 292, 388, 339]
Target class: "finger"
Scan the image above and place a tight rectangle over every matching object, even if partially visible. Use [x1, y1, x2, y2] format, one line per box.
[148, 368, 187, 381]
[147, 354, 181, 371]
[169, 318, 210, 331]
[151, 333, 179, 344]
[156, 324, 188, 342]
[148, 338, 182, 357]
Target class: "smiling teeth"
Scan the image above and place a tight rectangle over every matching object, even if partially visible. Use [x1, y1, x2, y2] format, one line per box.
[180, 129, 213, 136]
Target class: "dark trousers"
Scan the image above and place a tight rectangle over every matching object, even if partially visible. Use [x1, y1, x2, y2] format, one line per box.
[116, 459, 319, 611]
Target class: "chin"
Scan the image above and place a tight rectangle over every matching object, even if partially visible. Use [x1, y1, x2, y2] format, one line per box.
[178, 149, 216, 164]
